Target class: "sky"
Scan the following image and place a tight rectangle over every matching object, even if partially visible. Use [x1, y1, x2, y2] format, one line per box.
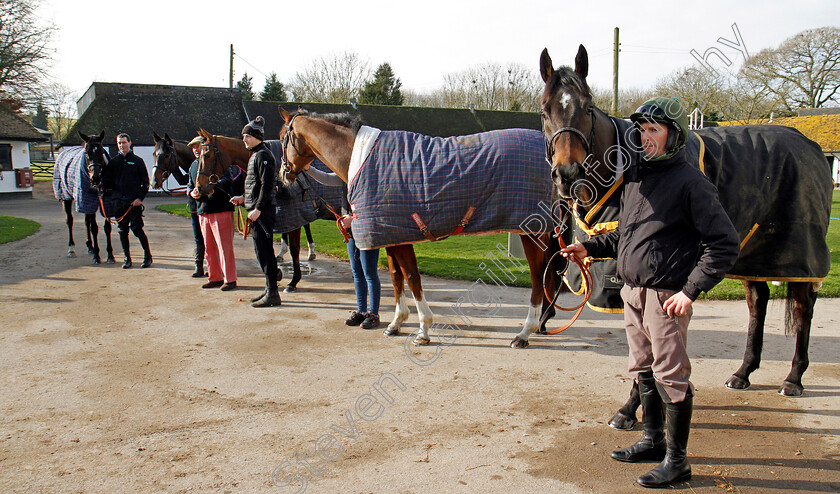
[35, 0, 839, 105]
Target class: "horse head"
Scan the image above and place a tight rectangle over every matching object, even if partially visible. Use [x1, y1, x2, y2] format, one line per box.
[539, 45, 599, 201]
[79, 130, 109, 191]
[195, 129, 246, 197]
[151, 131, 178, 189]
[278, 107, 317, 186]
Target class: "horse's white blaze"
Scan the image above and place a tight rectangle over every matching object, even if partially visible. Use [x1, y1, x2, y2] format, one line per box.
[560, 93, 572, 110]
[413, 293, 433, 340]
[388, 293, 410, 331]
[516, 303, 542, 341]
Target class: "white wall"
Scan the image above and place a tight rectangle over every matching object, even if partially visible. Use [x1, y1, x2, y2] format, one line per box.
[832, 154, 839, 187]
[0, 140, 33, 194]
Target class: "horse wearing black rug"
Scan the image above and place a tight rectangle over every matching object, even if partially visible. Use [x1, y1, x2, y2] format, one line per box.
[539, 46, 831, 428]
[52, 131, 116, 264]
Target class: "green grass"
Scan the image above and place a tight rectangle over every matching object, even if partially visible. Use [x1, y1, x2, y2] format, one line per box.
[158, 190, 840, 299]
[0, 215, 40, 244]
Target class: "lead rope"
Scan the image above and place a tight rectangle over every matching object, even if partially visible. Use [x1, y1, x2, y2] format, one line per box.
[539, 226, 593, 334]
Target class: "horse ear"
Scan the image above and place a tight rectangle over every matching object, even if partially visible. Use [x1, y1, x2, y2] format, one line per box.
[98, 130, 105, 141]
[153, 131, 161, 143]
[539, 48, 553, 83]
[279, 107, 292, 124]
[574, 44, 588, 80]
[79, 131, 90, 143]
[164, 133, 173, 145]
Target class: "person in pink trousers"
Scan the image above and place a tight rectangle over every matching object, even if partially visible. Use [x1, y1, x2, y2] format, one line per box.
[187, 136, 245, 291]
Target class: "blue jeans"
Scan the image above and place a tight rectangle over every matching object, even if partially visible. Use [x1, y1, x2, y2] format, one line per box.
[347, 237, 380, 315]
[190, 212, 205, 259]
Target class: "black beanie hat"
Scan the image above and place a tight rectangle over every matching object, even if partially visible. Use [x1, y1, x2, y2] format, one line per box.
[242, 116, 265, 141]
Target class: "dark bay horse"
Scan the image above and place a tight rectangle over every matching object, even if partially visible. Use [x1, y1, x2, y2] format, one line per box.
[52, 131, 115, 264]
[193, 130, 308, 292]
[151, 132, 193, 192]
[274, 107, 562, 346]
[539, 44, 831, 422]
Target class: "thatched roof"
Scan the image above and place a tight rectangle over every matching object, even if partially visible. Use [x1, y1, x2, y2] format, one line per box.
[62, 83, 247, 147]
[244, 101, 541, 140]
[0, 103, 48, 142]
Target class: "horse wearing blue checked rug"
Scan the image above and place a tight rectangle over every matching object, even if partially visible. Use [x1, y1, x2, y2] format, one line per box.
[52, 131, 115, 264]
[276, 108, 564, 346]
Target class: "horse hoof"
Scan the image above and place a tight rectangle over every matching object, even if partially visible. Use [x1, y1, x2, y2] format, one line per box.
[608, 411, 637, 431]
[725, 375, 750, 390]
[536, 328, 548, 335]
[383, 326, 399, 337]
[92, 258, 101, 265]
[412, 335, 431, 346]
[67, 252, 76, 258]
[510, 336, 530, 349]
[106, 257, 116, 264]
[779, 381, 804, 397]
[283, 285, 297, 293]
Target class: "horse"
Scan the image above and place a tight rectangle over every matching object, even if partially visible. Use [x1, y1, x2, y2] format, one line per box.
[151, 131, 193, 192]
[538, 45, 832, 428]
[192, 130, 315, 293]
[274, 107, 564, 346]
[52, 130, 116, 264]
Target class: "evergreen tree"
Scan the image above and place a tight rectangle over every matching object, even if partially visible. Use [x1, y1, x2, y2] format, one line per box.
[358, 63, 404, 106]
[32, 99, 48, 129]
[236, 72, 255, 101]
[259, 72, 288, 102]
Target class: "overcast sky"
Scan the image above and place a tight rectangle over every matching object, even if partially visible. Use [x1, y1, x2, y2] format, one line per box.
[37, 0, 838, 102]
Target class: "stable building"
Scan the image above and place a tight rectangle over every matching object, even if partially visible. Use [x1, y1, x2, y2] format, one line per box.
[0, 103, 48, 198]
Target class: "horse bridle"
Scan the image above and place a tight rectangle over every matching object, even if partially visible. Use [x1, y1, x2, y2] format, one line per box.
[542, 106, 596, 167]
[198, 137, 223, 185]
[280, 114, 305, 178]
[84, 142, 110, 191]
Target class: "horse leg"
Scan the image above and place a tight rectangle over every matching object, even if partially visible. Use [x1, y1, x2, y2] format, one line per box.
[394, 244, 432, 345]
[512, 233, 556, 348]
[779, 282, 817, 397]
[383, 246, 411, 338]
[726, 280, 769, 390]
[609, 379, 641, 431]
[276, 232, 289, 262]
[63, 200, 76, 257]
[103, 220, 115, 263]
[284, 228, 302, 292]
[304, 223, 316, 261]
[85, 213, 101, 264]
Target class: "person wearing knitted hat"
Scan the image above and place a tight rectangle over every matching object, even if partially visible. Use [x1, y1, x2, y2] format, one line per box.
[562, 98, 740, 488]
[230, 116, 282, 307]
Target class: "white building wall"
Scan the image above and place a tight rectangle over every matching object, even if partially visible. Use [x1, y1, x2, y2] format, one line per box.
[0, 140, 33, 194]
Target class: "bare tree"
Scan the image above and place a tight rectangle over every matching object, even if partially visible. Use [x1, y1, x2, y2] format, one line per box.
[438, 62, 542, 112]
[591, 85, 656, 118]
[742, 26, 840, 111]
[289, 51, 371, 104]
[0, 0, 55, 102]
[43, 82, 77, 143]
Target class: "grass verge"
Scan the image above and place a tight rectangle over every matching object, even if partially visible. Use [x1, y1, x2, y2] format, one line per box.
[0, 215, 40, 244]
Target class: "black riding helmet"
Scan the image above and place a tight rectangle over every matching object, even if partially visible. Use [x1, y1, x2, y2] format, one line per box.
[630, 97, 689, 161]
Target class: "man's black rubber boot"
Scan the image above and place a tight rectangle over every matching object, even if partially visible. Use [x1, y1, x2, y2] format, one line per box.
[637, 397, 693, 488]
[611, 372, 666, 462]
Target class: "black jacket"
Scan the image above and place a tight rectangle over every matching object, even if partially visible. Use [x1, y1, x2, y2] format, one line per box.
[106, 151, 149, 202]
[583, 149, 740, 300]
[188, 160, 246, 215]
[244, 142, 276, 213]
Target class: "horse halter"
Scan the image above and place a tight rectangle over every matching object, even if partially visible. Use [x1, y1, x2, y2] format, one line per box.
[152, 145, 178, 183]
[542, 106, 596, 167]
[280, 114, 305, 178]
[84, 142, 110, 188]
[198, 137, 222, 184]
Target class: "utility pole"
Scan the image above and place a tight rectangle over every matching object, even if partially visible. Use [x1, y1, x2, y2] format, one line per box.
[229, 44, 234, 89]
[612, 27, 619, 116]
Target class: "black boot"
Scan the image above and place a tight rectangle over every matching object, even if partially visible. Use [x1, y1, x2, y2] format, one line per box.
[250, 289, 267, 302]
[120, 232, 131, 269]
[637, 397, 693, 488]
[137, 230, 153, 268]
[252, 283, 282, 307]
[611, 372, 666, 462]
[192, 252, 205, 278]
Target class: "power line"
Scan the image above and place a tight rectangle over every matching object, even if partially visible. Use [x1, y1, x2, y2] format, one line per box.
[233, 53, 270, 79]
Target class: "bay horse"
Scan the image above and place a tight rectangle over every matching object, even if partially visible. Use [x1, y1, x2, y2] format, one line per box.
[151, 132, 192, 192]
[274, 107, 562, 346]
[192, 130, 309, 292]
[52, 130, 115, 264]
[539, 45, 831, 427]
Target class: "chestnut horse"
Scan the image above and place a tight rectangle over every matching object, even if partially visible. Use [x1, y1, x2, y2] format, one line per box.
[53, 131, 115, 264]
[539, 45, 831, 427]
[193, 130, 307, 292]
[151, 132, 193, 192]
[274, 107, 562, 346]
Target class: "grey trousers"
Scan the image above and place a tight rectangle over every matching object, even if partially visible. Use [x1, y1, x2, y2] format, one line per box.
[621, 285, 694, 403]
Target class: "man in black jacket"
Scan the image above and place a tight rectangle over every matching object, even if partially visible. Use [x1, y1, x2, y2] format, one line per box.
[107, 133, 152, 269]
[230, 116, 282, 307]
[562, 98, 739, 488]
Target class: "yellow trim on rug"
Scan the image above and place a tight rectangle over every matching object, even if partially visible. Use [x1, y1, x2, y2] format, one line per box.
[697, 134, 706, 175]
[725, 274, 826, 282]
[575, 217, 618, 236]
[587, 303, 624, 314]
[739, 223, 760, 250]
[584, 175, 625, 224]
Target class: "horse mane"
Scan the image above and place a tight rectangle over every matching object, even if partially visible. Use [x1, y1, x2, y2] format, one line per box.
[546, 66, 592, 100]
[297, 108, 364, 133]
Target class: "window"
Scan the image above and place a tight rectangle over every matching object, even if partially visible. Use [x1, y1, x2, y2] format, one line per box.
[0, 144, 11, 171]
